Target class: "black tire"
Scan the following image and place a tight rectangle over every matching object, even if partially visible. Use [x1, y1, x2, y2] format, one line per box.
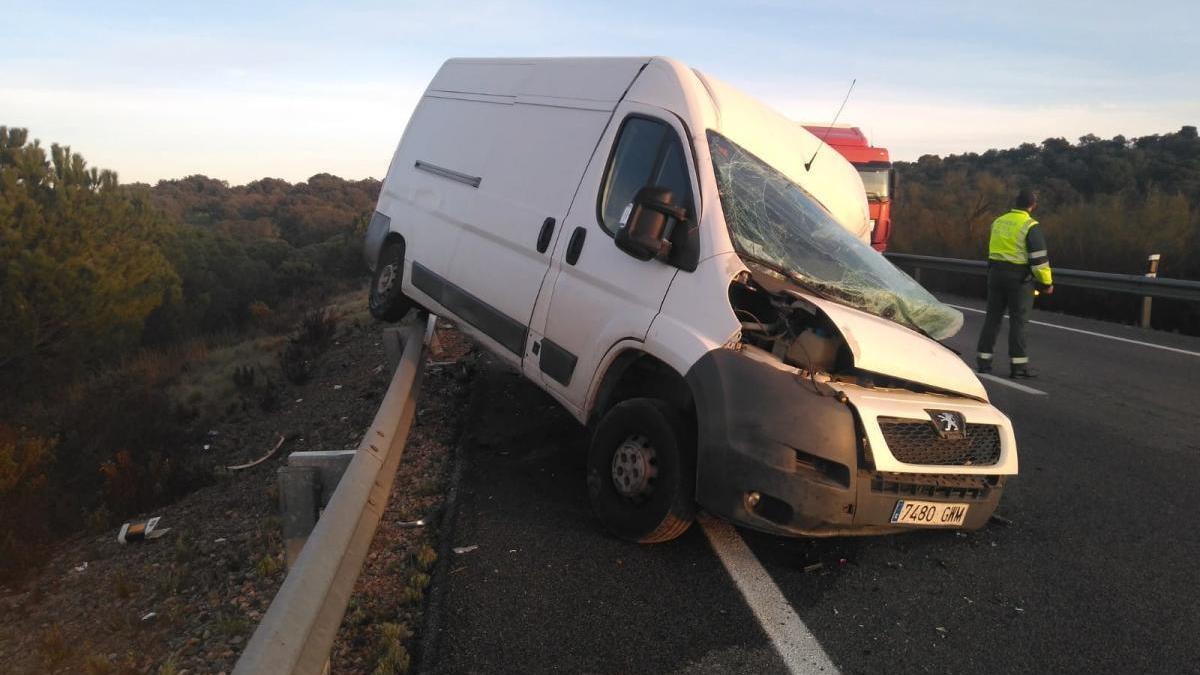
[369, 240, 413, 322]
[587, 398, 696, 543]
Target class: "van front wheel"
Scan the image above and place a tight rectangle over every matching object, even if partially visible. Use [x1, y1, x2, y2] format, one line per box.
[369, 241, 413, 322]
[587, 398, 695, 543]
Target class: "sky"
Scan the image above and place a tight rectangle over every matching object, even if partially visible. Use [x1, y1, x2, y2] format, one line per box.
[2, 0, 1197, 185]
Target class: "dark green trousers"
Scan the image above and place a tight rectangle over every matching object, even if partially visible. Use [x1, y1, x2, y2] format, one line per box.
[976, 262, 1034, 365]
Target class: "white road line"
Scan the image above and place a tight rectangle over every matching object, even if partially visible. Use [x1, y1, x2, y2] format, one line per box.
[977, 373, 1047, 395]
[698, 515, 839, 674]
[945, 303, 1200, 358]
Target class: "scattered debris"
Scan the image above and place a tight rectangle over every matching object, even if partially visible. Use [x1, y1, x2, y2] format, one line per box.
[227, 434, 288, 471]
[885, 561, 904, 569]
[333, 384, 343, 390]
[141, 612, 158, 622]
[213, 538, 227, 544]
[955, 531, 968, 538]
[72, 562, 88, 573]
[936, 626, 948, 634]
[118, 516, 169, 544]
[203, 444, 212, 451]
[1015, 607, 1025, 613]
[990, 514, 1014, 526]
[452, 545, 479, 555]
[803, 562, 825, 574]
[398, 519, 426, 528]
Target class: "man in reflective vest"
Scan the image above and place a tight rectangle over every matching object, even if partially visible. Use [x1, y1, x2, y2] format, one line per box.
[976, 189, 1054, 378]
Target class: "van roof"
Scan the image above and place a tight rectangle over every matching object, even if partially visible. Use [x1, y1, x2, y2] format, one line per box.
[429, 57, 652, 109]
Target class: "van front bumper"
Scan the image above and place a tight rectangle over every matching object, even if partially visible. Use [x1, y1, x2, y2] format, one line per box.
[686, 348, 1007, 537]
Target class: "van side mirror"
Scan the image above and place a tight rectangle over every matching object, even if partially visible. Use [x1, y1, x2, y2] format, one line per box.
[614, 186, 688, 262]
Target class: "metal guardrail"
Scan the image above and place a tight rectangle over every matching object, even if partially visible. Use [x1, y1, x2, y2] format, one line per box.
[886, 253, 1200, 303]
[234, 316, 432, 675]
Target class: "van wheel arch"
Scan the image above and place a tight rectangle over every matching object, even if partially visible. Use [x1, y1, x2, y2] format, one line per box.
[588, 350, 696, 430]
[369, 235, 414, 322]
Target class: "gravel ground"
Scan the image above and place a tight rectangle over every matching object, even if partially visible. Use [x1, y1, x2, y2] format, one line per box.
[0, 310, 475, 675]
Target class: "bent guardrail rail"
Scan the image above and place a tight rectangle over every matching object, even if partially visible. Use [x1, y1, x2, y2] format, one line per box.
[234, 315, 433, 675]
[886, 252, 1200, 303]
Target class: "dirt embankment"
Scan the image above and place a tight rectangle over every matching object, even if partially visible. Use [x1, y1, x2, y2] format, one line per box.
[0, 309, 476, 675]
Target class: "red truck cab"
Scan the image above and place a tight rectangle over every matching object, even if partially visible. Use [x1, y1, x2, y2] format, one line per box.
[802, 124, 895, 251]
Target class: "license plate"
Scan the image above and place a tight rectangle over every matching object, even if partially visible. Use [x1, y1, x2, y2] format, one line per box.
[890, 500, 969, 526]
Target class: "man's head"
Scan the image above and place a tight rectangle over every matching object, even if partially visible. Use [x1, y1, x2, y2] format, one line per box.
[1015, 188, 1038, 212]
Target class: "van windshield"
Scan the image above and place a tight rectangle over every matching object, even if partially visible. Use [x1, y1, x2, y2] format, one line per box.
[708, 131, 962, 340]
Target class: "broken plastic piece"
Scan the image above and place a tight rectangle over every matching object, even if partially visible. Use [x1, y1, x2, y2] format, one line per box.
[398, 519, 426, 528]
[452, 545, 479, 555]
[118, 516, 169, 544]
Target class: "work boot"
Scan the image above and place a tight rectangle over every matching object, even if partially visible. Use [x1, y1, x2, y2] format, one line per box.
[976, 358, 992, 374]
[1009, 364, 1037, 379]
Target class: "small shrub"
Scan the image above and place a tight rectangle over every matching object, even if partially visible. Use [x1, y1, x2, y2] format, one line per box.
[398, 586, 423, 605]
[408, 571, 430, 591]
[298, 308, 339, 350]
[280, 341, 313, 385]
[39, 623, 68, 667]
[84, 652, 115, 675]
[372, 623, 412, 675]
[232, 364, 256, 389]
[255, 553, 281, 578]
[413, 544, 437, 572]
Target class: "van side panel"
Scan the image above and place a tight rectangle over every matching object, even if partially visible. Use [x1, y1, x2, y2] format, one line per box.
[444, 100, 615, 360]
[381, 95, 497, 286]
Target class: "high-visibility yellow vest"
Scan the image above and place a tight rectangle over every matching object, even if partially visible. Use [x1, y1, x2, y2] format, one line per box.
[988, 209, 1037, 264]
[988, 209, 1053, 285]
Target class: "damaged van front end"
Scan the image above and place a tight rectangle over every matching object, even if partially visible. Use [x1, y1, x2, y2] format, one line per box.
[688, 130, 1017, 537]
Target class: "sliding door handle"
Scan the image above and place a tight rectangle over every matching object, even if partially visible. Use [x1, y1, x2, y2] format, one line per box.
[565, 227, 587, 265]
[536, 217, 555, 253]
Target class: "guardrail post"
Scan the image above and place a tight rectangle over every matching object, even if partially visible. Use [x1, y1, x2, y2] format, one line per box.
[1141, 254, 1161, 329]
[383, 326, 404, 371]
[278, 465, 320, 567]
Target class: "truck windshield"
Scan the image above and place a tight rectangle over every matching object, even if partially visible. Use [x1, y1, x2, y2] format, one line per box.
[707, 131, 962, 340]
[858, 168, 890, 199]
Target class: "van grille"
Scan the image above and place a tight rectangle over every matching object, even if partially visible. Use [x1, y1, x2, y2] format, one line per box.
[877, 417, 1001, 466]
[870, 472, 998, 501]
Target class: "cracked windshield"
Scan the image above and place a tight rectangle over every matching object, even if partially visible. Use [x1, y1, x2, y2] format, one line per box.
[707, 131, 963, 340]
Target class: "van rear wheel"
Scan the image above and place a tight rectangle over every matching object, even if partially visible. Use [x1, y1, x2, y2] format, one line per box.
[587, 398, 695, 543]
[369, 240, 413, 322]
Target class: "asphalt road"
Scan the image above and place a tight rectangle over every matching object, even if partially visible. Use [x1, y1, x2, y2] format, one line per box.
[425, 295, 1200, 674]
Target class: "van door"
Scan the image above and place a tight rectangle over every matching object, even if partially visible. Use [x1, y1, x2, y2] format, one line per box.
[533, 104, 699, 410]
[437, 99, 614, 367]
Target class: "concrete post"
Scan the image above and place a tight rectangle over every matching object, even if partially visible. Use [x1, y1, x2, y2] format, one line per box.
[278, 465, 320, 567]
[1141, 254, 1161, 329]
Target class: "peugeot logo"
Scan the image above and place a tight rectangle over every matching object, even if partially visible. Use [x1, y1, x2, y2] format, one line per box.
[927, 410, 967, 440]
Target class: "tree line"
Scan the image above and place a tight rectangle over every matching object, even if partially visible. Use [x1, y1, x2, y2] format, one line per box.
[889, 125, 1200, 332]
[1, 126, 380, 399]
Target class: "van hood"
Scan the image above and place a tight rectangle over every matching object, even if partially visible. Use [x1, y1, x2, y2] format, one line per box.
[799, 291, 988, 401]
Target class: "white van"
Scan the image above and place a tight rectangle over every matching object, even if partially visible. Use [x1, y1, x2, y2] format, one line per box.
[364, 57, 1017, 542]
